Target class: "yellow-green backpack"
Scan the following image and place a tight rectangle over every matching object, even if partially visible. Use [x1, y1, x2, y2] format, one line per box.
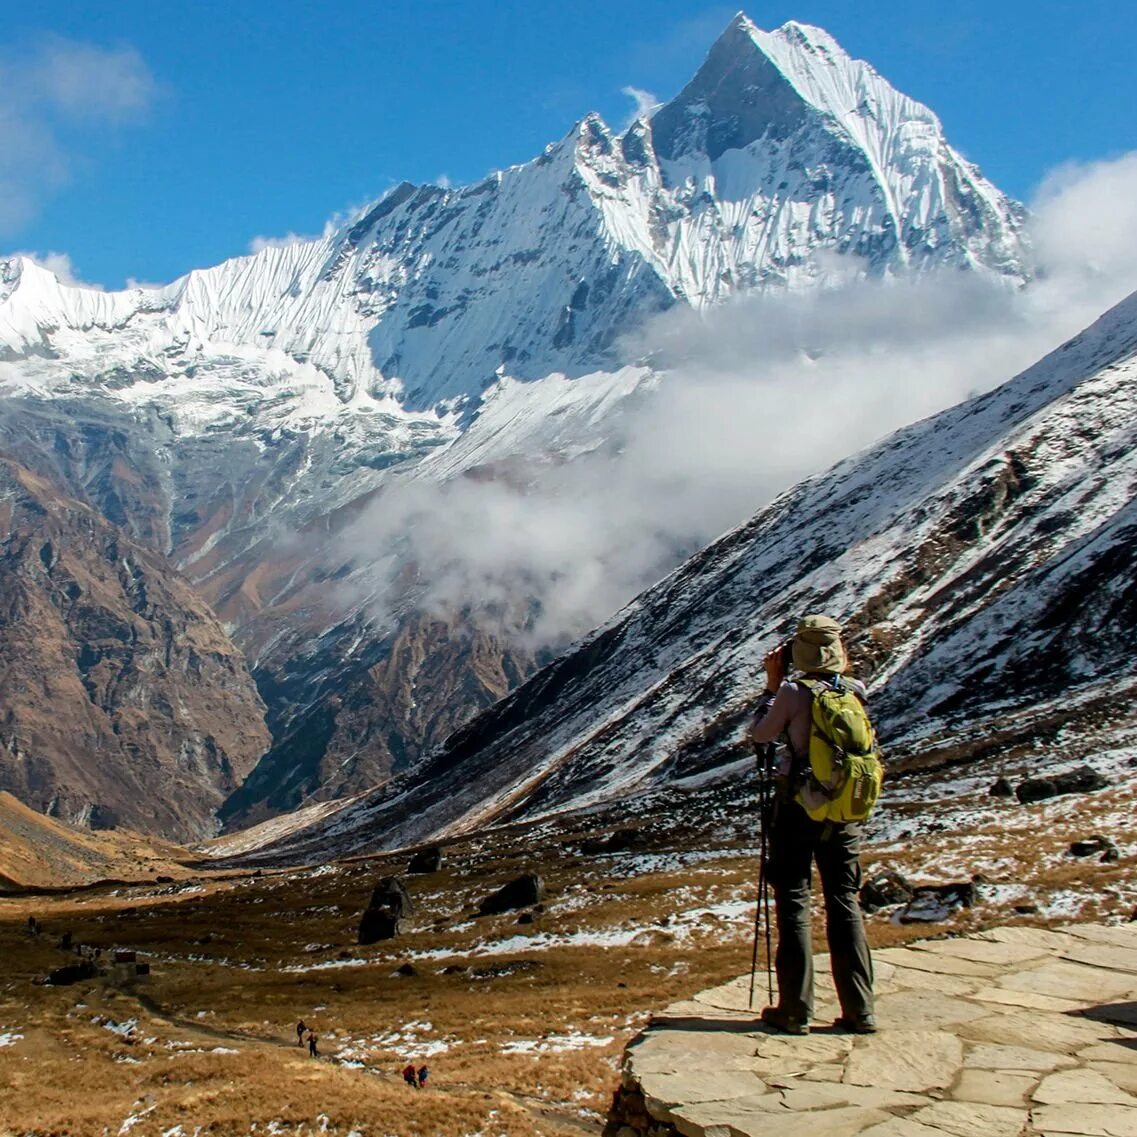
[794, 677, 883, 823]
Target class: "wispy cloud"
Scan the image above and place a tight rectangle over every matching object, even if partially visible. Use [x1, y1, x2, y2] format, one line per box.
[0, 36, 157, 235]
[620, 86, 660, 129]
[247, 217, 340, 254]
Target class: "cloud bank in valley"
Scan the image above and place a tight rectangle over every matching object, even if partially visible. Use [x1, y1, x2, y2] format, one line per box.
[343, 151, 1137, 649]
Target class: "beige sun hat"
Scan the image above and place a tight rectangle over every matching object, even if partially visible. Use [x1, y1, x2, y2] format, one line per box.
[791, 614, 847, 675]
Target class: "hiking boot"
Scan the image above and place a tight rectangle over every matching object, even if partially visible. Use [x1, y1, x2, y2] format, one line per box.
[761, 1006, 809, 1035]
[834, 1015, 877, 1034]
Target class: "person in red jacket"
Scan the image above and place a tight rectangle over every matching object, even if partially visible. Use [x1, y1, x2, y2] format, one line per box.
[749, 614, 875, 1037]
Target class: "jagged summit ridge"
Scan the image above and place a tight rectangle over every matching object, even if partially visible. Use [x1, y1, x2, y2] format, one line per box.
[1, 12, 1025, 418]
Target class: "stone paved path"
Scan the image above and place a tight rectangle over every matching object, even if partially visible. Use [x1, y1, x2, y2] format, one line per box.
[620, 923, 1137, 1137]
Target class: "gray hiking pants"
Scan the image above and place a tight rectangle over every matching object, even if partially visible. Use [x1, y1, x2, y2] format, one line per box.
[768, 801, 874, 1023]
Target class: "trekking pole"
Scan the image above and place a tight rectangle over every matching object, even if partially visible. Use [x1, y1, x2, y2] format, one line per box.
[760, 747, 774, 1006]
[748, 742, 775, 1009]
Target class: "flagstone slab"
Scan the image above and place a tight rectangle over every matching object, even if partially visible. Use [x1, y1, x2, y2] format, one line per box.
[670, 1102, 891, 1137]
[997, 959, 1137, 1003]
[963, 1043, 1078, 1072]
[1060, 943, 1137, 976]
[959, 1009, 1119, 1052]
[1064, 926, 1137, 949]
[982, 925, 1085, 952]
[641, 1069, 769, 1115]
[904, 1100, 1027, 1137]
[951, 1068, 1039, 1106]
[1032, 1102, 1137, 1135]
[883, 966, 980, 997]
[873, 947, 1003, 978]
[1034, 1068, 1137, 1106]
[1089, 1062, 1137, 1096]
[843, 1030, 964, 1092]
[911, 936, 1054, 967]
[969, 985, 1089, 1014]
[871, 990, 990, 1030]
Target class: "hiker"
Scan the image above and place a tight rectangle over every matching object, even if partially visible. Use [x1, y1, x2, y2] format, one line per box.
[417, 1064, 429, 1088]
[307, 1030, 319, 1058]
[296, 1019, 306, 1046]
[402, 1062, 418, 1088]
[748, 614, 876, 1036]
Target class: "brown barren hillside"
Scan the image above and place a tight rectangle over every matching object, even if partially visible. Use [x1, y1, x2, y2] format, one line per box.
[0, 791, 196, 892]
[0, 456, 270, 841]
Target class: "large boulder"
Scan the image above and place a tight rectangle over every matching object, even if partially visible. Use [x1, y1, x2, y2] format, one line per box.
[1016, 765, 1108, 804]
[406, 846, 443, 874]
[478, 873, 545, 916]
[369, 876, 413, 918]
[357, 876, 413, 944]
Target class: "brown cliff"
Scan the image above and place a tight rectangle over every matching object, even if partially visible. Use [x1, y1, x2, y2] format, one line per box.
[0, 458, 269, 841]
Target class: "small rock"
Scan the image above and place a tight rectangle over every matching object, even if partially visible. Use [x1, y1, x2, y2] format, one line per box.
[861, 870, 913, 912]
[1014, 903, 1040, 915]
[516, 912, 534, 925]
[1068, 836, 1116, 858]
[989, 777, 1014, 797]
[1016, 765, 1108, 804]
[1101, 846, 1121, 863]
[395, 962, 417, 977]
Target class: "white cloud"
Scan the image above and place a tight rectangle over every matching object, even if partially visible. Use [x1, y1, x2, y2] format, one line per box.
[247, 217, 341, 254]
[0, 37, 157, 236]
[340, 151, 1137, 650]
[620, 86, 660, 129]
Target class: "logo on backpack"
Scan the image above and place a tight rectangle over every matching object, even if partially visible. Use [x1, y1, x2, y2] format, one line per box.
[794, 677, 883, 823]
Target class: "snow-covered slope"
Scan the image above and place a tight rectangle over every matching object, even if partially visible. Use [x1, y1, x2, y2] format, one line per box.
[0, 13, 1031, 830]
[210, 287, 1137, 862]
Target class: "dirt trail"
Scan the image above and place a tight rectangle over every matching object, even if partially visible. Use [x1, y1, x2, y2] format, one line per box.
[119, 982, 600, 1135]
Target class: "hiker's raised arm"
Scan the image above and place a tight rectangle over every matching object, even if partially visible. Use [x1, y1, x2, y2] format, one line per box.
[749, 684, 794, 744]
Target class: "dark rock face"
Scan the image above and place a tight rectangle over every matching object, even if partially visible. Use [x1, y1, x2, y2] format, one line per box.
[0, 457, 269, 841]
[1016, 765, 1109, 804]
[478, 873, 545, 916]
[406, 846, 443, 874]
[358, 875, 413, 944]
[860, 870, 914, 912]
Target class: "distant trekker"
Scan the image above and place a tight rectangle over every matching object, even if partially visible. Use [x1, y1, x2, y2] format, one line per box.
[296, 1019, 306, 1046]
[417, 1064, 429, 1088]
[749, 615, 879, 1036]
[307, 1031, 319, 1058]
[402, 1062, 418, 1088]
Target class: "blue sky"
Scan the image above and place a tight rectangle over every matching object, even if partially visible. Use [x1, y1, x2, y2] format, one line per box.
[4, 1, 1135, 288]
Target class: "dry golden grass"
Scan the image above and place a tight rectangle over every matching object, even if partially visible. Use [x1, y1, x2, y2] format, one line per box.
[2, 760, 1134, 1136]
